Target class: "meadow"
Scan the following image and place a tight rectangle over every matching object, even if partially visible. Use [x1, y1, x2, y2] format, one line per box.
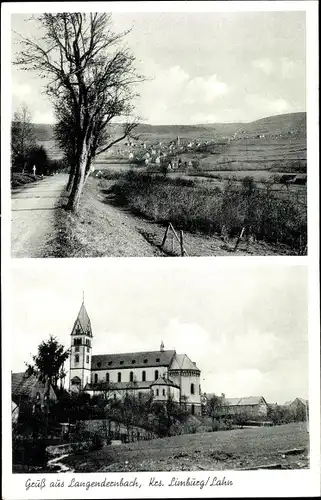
[61, 422, 309, 472]
[105, 170, 307, 253]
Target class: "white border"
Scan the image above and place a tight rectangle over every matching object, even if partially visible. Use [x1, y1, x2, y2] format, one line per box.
[1, 1, 320, 499]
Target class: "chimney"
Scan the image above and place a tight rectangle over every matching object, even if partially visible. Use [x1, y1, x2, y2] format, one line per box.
[160, 341, 164, 352]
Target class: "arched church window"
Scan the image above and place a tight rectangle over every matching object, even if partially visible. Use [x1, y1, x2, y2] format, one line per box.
[156, 389, 159, 396]
[154, 370, 159, 380]
[162, 389, 165, 396]
[190, 383, 195, 395]
[130, 372, 134, 382]
[75, 355, 79, 363]
[142, 371, 146, 382]
[106, 373, 109, 383]
[75, 346, 79, 352]
[94, 373, 98, 383]
[118, 372, 121, 382]
[86, 355, 89, 364]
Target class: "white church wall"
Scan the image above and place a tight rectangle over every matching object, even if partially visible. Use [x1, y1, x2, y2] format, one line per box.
[91, 366, 169, 385]
[169, 372, 202, 406]
[151, 384, 180, 402]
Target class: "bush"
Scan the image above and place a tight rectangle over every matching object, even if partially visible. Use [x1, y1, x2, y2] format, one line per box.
[91, 432, 104, 451]
[110, 171, 306, 251]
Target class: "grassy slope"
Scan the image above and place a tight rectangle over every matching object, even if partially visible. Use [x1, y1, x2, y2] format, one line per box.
[62, 422, 309, 472]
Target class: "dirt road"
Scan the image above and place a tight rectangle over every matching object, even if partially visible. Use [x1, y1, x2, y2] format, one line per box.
[11, 174, 68, 258]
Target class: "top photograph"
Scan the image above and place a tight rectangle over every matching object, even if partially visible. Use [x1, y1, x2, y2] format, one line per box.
[10, 11, 307, 258]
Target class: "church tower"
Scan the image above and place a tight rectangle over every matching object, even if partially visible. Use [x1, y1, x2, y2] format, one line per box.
[69, 296, 93, 392]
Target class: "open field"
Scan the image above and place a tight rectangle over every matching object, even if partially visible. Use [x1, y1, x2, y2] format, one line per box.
[61, 422, 309, 472]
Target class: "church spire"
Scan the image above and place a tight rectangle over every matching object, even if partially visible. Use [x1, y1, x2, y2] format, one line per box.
[71, 295, 92, 337]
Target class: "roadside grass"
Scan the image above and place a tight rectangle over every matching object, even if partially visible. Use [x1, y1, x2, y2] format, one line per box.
[61, 422, 309, 472]
[11, 172, 42, 188]
[110, 170, 307, 253]
[47, 177, 164, 258]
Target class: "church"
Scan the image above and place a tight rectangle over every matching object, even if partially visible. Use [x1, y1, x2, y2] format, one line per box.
[69, 300, 202, 414]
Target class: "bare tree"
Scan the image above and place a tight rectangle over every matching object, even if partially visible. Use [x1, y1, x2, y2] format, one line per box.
[11, 103, 36, 171]
[15, 13, 142, 213]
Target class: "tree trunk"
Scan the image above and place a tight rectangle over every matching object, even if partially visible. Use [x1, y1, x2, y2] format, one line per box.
[66, 163, 76, 193]
[66, 146, 88, 213]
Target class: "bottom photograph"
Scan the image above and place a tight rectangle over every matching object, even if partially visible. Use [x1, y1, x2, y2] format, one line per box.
[11, 262, 309, 473]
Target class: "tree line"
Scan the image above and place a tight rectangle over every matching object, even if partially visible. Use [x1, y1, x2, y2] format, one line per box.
[15, 13, 141, 212]
[11, 104, 64, 176]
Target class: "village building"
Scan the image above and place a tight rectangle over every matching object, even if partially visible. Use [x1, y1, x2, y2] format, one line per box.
[204, 394, 269, 419]
[284, 397, 309, 420]
[69, 301, 202, 414]
[11, 371, 57, 413]
[220, 396, 269, 418]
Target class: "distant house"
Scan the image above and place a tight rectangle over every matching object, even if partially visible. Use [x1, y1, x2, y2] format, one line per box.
[12, 371, 57, 412]
[284, 397, 309, 419]
[219, 396, 269, 418]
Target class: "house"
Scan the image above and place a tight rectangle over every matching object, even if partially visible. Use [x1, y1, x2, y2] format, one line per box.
[11, 371, 57, 412]
[69, 300, 202, 414]
[215, 396, 269, 418]
[284, 398, 309, 420]
[12, 401, 19, 424]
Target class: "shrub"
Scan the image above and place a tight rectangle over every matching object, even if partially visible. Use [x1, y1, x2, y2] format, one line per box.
[91, 432, 104, 451]
[110, 171, 306, 251]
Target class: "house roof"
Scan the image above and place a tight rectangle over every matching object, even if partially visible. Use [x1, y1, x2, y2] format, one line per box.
[11, 371, 57, 401]
[284, 397, 309, 407]
[71, 301, 92, 337]
[12, 372, 39, 397]
[223, 396, 267, 407]
[91, 350, 176, 370]
[169, 353, 200, 372]
[150, 376, 180, 389]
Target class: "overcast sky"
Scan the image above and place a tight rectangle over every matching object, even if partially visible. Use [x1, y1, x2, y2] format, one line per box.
[11, 261, 308, 404]
[11, 11, 306, 125]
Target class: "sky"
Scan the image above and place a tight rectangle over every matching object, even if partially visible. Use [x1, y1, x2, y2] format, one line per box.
[11, 11, 306, 125]
[11, 261, 308, 404]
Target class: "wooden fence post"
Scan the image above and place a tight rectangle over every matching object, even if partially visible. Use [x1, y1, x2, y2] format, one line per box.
[234, 227, 245, 252]
[180, 230, 184, 256]
[161, 224, 170, 248]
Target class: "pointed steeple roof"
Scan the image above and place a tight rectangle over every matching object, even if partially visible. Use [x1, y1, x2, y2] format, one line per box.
[71, 299, 92, 337]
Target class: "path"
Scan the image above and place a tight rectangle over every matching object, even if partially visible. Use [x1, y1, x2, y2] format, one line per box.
[11, 174, 68, 258]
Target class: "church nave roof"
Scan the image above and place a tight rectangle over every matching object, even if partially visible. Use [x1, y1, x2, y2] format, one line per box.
[91, 350, 176, 370]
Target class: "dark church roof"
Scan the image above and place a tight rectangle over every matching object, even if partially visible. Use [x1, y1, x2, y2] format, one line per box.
[71, 301, 92, 337]
[91, 350, 176, 370]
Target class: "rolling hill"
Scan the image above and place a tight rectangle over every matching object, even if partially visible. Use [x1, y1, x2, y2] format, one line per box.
[32, 112, 307, 170]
